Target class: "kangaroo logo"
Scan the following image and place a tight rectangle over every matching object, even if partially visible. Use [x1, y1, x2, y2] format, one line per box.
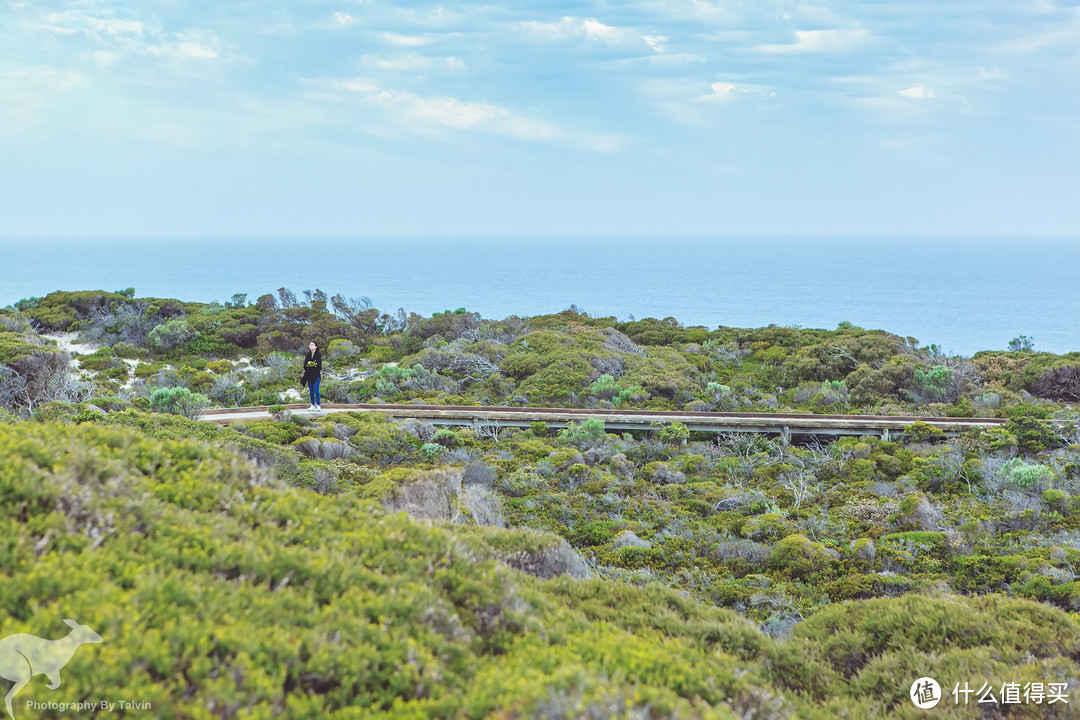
[0, 620, 103, 720]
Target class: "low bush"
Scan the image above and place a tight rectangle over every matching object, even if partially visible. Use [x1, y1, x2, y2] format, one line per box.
[148, 387, 212, 420]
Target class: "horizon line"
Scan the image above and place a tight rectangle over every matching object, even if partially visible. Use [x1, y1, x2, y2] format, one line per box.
[4, 232, 1080, 241]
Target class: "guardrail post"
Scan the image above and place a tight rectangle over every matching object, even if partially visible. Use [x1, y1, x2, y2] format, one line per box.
[882, 428, 891, 442]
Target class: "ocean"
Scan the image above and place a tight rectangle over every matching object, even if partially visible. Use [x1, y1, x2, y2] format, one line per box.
[4, 236, 1079, 355]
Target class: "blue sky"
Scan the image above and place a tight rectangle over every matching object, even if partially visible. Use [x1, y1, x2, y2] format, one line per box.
[3, 0, 1079, 237]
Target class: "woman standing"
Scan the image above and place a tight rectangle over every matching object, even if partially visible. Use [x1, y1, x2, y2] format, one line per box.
[302, 341, 323, 411]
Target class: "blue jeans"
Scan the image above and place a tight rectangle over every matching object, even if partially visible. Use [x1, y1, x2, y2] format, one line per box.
[308, 377, 321, 406]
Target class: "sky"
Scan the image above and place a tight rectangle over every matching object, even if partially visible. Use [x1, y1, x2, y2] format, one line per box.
[2, 0, 1079, 237]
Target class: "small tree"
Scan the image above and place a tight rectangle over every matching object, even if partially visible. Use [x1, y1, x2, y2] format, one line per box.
[903, 421, 945, 443]
[560, 418, 607, 446]
[910, 365, 952, 404]
[420, 443, 445, 459]
[1000, 458, 1054, 489]
[659, 421, 690, 446]
[209, 373, 245, 407]
[1008, 335, 1035, 353]
[590, 373, 617, 399]
[147, 319, 196, 352]
[265, 352, 298, 382]
[225, 293, 248, 309]
[149, 387, 211, 420]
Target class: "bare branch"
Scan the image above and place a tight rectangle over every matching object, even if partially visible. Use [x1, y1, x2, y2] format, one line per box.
[825, 345, 862, 370]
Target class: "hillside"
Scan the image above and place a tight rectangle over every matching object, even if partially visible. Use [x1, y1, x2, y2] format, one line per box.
[3, 420, 1079, 718]
[5, 288, 1080, 415]
[2, 289, 1080, 717]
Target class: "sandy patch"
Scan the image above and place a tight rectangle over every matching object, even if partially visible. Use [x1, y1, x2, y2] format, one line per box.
[41, 332, 100, 356]
[120, 359, 141, 390]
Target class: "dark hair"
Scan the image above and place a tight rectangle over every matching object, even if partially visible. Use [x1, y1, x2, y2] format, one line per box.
[307, 341, 320, 356]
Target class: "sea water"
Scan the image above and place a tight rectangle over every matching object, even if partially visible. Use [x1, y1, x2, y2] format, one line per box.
[3, 236, 1078, 355]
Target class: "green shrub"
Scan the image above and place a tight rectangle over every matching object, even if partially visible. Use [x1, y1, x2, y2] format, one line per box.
[1000, 458, 1054, 489]
[327, 338, 362, 360]
[147, 318, 196, 352]
[0, 331, 57, 366]
[1005, 415, 1058, 454]
[1042, 488, 1069, 514]
[148, 387, 212, 420]
[850, 538, 876, 568]
[792, 380, 849, 407]
[659, 421, 691, 445]
[879, 531, 951, 565]
[910, 365, 952, 403]
[944, 398, 975, 417]
[903, 421, 944, 443]
[770, 534, 834, 579]
[559, 418, 606, 445]
[793, 593, 1080, 710]
[621, 349, 701, 401]
[77, 347, 122, 372]
[420, 442, 445, 459]
[207, 359, 233, 374]
[741, 513, 795, 542]
[431, 429, 462, 448]
[589, 373, 617, 398]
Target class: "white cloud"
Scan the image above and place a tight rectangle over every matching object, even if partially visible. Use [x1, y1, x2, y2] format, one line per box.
[637, 76, 774, 126]
[35, 10, 145, 40]
[360, 54, 465, 72]
[516, 16, 665, 52]
[308, 77, 617, 150]
[330, 12, 360, 29]
[898, 84, 934, 99]
[15, 6, 234, 64]
[698, 81, 775, 103]
[582, 18, 622, 43]
[996, 24, 1080, 55]
[643, 35, 667, 52]
[90, 51, 121, 68]
[254, 22, 300, 38]
[647, 52, 706, 66]
[382, 32, 430, 47]
[978, 67, 1010, 80]
[374, 91, 560, 138]
[0, 66, 86, 132]
[578, 135, 622, 152]
[700, 81, 737, 101]
[639, 77, 704, 99]
[313, 78, 381, 95]
[86, 17, 145, 36]
[0, 65, 84, 91]
[618, 0, 742, 24]
[144, 32, 222, 60]
[756, 28, 870, 54]
[393, 6, 465, 28]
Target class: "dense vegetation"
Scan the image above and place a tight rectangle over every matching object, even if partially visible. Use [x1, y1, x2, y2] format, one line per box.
[3, 289, 1080, 716]
[5, 288, 1080, 415]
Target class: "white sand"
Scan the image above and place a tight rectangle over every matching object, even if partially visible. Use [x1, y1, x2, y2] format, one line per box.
[40, 332, 100, 356]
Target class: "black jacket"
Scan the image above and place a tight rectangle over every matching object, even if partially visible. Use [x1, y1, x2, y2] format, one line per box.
[301, 350, 322, 384]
